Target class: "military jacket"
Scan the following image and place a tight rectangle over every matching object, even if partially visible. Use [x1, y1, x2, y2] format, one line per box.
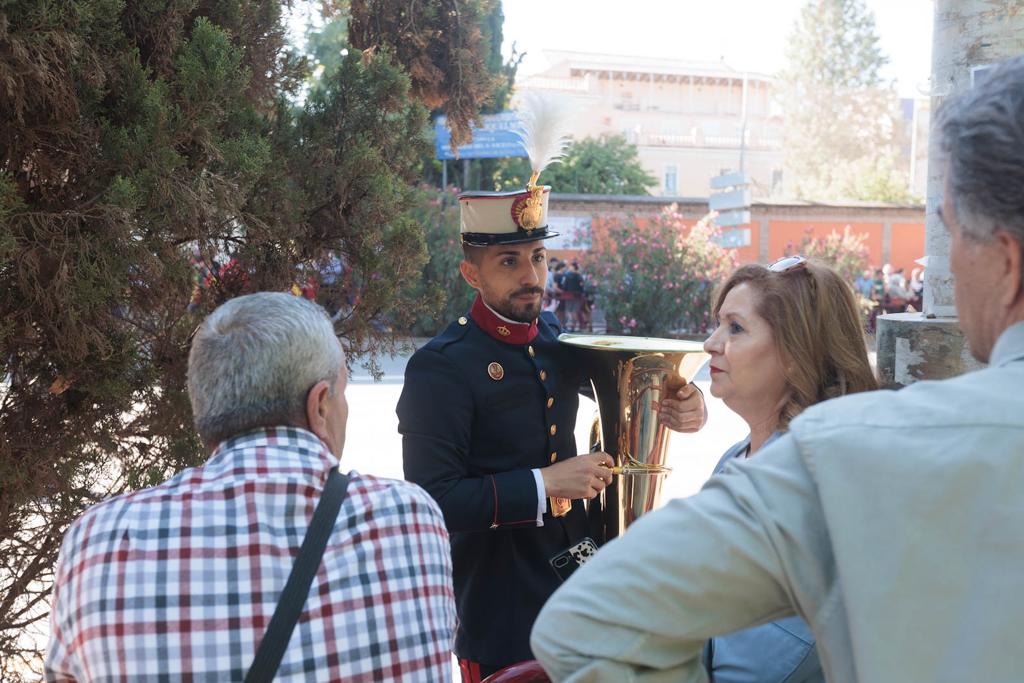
[397, 295, 590, 668]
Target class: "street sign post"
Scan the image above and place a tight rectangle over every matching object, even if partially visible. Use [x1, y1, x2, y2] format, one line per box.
[715, 210, 752, 228]
[710, 171, 749, 190]
[709, 187, 751, 213]
[709, 171, 751, 247]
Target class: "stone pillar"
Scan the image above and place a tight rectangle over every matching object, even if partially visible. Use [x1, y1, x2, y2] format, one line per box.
[875, 0, 1024, 387]
[875, 313, 979, 388]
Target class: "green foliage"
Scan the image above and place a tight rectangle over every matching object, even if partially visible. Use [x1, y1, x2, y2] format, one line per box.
[478, 1, 521, 115]
[403, 186, 476, 335]
[784, 225, 871, 284]
[493, 134, 655, 194]
[306, 14, 350, 86]
[463, 1, 524, 190]
[312, 1, 516, 189]
[0, 0, 495, 672]
[780, 0, 910, 202]
[830, 155, 917, 204]
[175, 17, 249, 103]
[349, 0, 497, 148]
[583, 209, 737, 336]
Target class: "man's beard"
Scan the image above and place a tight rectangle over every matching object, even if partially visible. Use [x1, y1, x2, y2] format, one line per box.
[490, 286, 543, 323]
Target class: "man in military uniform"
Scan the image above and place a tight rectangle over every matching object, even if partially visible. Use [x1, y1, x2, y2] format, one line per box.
[397, 182, 707, 680]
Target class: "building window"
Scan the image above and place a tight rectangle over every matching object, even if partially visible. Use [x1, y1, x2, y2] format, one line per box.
[664, 165, 678, 194]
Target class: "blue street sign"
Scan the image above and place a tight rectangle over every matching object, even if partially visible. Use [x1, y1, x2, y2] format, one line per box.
[434, 111, 528, 160]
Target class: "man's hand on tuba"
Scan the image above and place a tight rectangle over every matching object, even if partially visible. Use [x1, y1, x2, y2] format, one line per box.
[541, 452, 615, 500]
[660, 383, 707, 433]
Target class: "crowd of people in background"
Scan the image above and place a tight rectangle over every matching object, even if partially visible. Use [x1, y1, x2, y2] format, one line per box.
[543, 257, 591, 332]
[187, 240, 924, 341]
[187, 247, 357, 322]
[854, 263, 925, 332]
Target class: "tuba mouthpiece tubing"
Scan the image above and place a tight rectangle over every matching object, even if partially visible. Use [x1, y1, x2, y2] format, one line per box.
[603, 464, 672, 476]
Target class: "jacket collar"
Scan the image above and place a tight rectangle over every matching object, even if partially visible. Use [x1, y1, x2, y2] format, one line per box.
[208, 426, 338, 478]
[470, 294, 538, 345]
[990, 320, 1024, 367]
[734, 430, 783, 459]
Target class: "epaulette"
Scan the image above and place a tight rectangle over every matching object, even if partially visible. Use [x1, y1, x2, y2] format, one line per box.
[423, 315, 473, 352]
[540, 310, 562, 334]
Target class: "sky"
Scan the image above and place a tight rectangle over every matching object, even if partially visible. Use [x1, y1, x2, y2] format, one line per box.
[500, 0, 935, 97]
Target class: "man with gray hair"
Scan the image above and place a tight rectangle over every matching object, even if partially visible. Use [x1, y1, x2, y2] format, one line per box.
[532, 55, 1024, 682]
[46, 292, 456, 681]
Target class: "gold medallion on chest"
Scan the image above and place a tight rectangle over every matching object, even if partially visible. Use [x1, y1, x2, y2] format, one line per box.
[487, 362, 505, 381]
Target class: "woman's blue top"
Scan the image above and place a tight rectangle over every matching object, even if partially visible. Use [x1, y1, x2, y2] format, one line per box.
[701, 433, 825, 683]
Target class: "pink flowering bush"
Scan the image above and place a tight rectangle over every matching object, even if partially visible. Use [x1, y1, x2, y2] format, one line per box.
[583, 207, 737, 336]
[784, 226, 870, 284]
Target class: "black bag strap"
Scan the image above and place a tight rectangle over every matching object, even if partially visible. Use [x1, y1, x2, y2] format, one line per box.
[245, 467, 350, 683]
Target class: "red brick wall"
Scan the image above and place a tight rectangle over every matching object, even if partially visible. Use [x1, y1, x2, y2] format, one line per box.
[548, 196, 926, 275]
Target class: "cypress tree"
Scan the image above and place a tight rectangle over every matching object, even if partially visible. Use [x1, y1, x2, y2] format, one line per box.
[0, 1, 495, 671]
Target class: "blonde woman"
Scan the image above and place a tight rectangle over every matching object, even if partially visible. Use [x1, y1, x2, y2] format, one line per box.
[702, 256, 877, 683]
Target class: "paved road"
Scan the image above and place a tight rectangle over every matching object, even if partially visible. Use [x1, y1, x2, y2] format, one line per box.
[344, 339, 744, 503]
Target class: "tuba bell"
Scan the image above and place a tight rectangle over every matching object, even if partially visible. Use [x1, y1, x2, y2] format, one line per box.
[559, 334, 709, 542]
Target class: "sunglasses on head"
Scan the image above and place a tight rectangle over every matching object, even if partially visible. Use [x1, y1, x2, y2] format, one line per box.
[768, 255, 808, 273]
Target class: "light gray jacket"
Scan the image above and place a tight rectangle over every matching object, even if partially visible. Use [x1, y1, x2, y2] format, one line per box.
[532, 322, 1024, 682]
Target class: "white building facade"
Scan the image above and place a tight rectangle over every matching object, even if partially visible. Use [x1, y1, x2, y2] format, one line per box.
[514, 51, 785, 198]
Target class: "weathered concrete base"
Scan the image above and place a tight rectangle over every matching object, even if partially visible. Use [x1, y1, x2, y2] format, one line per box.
[875, 312, 984, 388]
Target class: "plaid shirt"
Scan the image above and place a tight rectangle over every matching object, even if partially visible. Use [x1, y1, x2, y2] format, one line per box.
[45, 427, 456, 682]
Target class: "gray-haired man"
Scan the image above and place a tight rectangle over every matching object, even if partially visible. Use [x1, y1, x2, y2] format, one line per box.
[532, 55, 1024, 682]
[47, 292, 455, 681]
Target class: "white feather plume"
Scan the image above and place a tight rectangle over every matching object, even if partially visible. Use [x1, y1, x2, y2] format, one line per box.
[515, 93, 574, 178]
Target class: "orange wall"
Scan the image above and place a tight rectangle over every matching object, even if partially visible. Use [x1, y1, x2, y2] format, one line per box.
[766, 220, 884, 268]
[889, 222, 926, 273]
[552, 214, 926, 275]
[731, 223, 759, 265]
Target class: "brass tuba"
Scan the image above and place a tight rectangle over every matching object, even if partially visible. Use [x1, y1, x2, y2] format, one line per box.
[559, 334, 709, 542]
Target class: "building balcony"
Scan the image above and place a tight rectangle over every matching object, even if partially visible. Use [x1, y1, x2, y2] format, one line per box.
[637, 132, 781, 150]
[519, 76, 592, 92]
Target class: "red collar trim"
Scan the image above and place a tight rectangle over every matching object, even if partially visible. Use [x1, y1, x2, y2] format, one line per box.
[470, 295, 538, 345]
